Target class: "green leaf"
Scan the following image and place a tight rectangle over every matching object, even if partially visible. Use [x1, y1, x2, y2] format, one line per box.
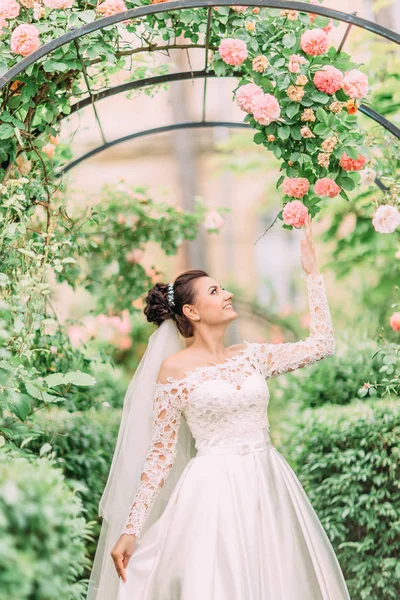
[311, 91, 330, 104]
[277, 125, 290, 140]
[43, 373, 66, 387]
[316, 106, 328, 123]
[11, 398, 31, 421]
[0, 123, 14, 140]
[282, 31, 296, 48]
[343, 146, 359, 159]
[63, 371, 96, 386]
[341, 177, 356, 191]
[276, 174, 285, 189]
[290, 125, 302, 140]
[313, 123, 330, 136]
[272, 144, 282, 159]
[286, 103, 300, 119]
[40, 442, 52, 456]
[253, 132, 265, 145]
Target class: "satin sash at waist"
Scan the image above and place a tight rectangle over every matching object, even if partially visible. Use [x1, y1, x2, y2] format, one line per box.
[196, 429, 274, 457]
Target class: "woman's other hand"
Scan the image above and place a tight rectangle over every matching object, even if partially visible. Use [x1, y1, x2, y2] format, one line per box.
[110, 533, 136, 582]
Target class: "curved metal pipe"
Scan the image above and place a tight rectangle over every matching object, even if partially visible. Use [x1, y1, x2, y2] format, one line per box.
[1, 0, 399, 89]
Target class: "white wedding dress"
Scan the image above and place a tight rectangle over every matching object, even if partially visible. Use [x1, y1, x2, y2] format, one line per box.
[117, 273, 351, 600]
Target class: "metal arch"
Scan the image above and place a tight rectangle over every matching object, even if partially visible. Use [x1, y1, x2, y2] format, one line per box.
[57, 120, 389, 196]
[59, 121, 250, 173]
[63, 69, 400, 140]
[1, 0, 400, 89]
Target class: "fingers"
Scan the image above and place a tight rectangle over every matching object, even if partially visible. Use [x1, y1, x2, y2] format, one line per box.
[112, 553, 127, 583]
[304, 214, 313, 244]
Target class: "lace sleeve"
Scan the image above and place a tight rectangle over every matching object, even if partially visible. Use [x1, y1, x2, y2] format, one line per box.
[121, 382, 184, 540]
[252, 273, 335, 379]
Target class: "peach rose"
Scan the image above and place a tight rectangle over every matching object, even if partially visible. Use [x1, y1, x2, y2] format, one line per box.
[10, 23, 40, 56]
[0, 0, 19, 18]
[389, 312, 400, 332]
[219, 38, 248, 66]
[313, 65, 344, 95]
[251, 93, 281, 125]
[300, 28, 329, 56]
[314, 178, 341, 198]
[235, 82, 263, 113]
[339, 152, 367, 171]
[283, 177, 310, 198]
[343, 69, 368, 99]
[282, 200, 309, 228]
[96, 0, 126, 16]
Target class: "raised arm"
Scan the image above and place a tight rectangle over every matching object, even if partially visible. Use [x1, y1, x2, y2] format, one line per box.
[121, 382, 184, 541]
[254, 272, 335, 378]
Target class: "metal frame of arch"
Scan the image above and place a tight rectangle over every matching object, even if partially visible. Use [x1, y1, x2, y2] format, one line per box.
[1, 0, 399, 187]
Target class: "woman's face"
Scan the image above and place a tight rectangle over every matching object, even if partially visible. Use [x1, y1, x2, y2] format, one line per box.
[183, 277, 238, 325]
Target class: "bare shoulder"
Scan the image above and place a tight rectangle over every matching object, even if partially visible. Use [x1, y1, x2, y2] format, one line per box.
[157, 349, 191, 384]
[227, 341, 248, 353]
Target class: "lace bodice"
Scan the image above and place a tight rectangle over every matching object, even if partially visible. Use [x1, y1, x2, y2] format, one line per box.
[122, 273, 334, 539]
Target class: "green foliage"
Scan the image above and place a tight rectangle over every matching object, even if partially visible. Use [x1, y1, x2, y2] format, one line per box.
[28, 407, 122, 558]
[281, 337, 389, 409]
[280, 397, 400, 600]
[0, 448, 91, 600]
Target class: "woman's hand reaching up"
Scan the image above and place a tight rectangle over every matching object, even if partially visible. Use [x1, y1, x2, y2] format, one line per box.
[300, 214, 320, 276]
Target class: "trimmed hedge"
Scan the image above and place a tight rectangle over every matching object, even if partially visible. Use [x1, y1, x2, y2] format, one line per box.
[280, 397, 400, 600]
[29, 407, 122, 556]
[280, 337, 385, 409]
[0, 449, 91, 600]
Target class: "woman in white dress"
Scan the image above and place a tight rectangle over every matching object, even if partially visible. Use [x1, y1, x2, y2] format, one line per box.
[88, 215, 350, 599]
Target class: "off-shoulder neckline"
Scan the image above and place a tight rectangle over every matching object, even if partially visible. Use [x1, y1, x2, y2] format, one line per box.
[155, 340, 255, 388]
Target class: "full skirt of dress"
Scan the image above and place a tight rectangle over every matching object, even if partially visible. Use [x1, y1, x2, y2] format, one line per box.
[117, 430, 350, 600]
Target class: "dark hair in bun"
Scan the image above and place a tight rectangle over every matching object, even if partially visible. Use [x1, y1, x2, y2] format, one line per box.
[144, 269, 208, 338]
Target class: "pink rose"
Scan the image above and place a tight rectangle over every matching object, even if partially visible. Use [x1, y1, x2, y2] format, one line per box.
[389, 312, 400, 332]
[235, 82, 263, 113]
[0, 15, 7, 31]
[359, 167, 376, 186]
[204, 210, 225, 231]
[283, 177, 310, 199]
[10, 23, 40, 56]
[314, 178, 341, 198]
[96, 0, 128, 17]
[43, 0, 74, 7]
[282, 200, 309, 228]
[68, 325, 90, 347]
[372, 204, 400, 234]
[219, 38, 248, 66]
[289, 54, 307, 64]
[288, 54, 307, 73]
[343, 69, 368, 99]
[42, 142, 56, 158]
[300, 28, 329, 56]
[250, 93, 281, 125]
[96, 0, 126, 15]
[339, 151, 367, 171]
[125, 248, 144, 263]
[313, 65, 344, 95]
[0, 0, 19, 18]
[288, 60, 300, 73]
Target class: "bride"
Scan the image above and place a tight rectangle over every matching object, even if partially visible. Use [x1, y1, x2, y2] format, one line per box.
[87, 215, 350, 599]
